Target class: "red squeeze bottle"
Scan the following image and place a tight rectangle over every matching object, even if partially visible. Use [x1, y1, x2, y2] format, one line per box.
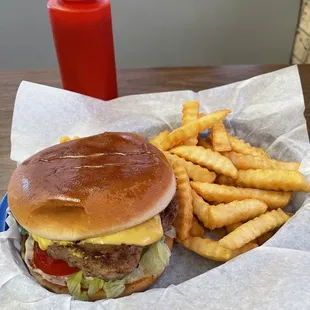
[47, 0, 118, 100]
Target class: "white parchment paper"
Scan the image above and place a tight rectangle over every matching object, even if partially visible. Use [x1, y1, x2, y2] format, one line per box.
[2, 66, 310, 309]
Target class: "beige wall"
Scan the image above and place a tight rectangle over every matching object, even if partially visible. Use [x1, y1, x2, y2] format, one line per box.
[0, 0, 300, 70]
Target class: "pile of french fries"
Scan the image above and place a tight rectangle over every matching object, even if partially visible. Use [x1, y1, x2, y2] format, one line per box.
[149, 101, 310, 262]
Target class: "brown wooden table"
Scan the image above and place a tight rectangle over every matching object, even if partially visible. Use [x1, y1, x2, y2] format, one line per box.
[1, 64, 310, 198]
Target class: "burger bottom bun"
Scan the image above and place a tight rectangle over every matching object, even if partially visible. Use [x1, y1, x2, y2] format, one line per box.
[21, 237, 173, 301]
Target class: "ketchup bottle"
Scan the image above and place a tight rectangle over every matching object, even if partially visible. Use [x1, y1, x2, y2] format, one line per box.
[47, 0, 118, 100]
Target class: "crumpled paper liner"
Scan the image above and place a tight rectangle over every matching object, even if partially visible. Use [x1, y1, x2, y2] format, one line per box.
[1, 65, 310, 309]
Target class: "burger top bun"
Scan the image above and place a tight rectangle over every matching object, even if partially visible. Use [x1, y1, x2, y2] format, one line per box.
[8, 132, 176, 240]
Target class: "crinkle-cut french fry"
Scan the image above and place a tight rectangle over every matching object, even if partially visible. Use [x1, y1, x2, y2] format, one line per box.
[180, 237, 257, 262]
[208, 199, 268, 230]
[165, 153, 216, 183]
[190, 182, 292, 210]
[190, 217, 205, 237]
[257, 230, 275, 245]
[225, 223, 261, 245]
[227, 134, 269, 158]
[182, 101, 199, 146]
[197, 136, 213, 150]
[225, 222, 243, 234]
[60, 136, 80, 143]
[149, 131, 169, 150]
[222, 151, 300, 171]
[210, 121, 231, 152]
[171, 160, 193, 240]
[170, 146, 238, 179]
[191, 189, 210, 228]
[218, 209, 290, 250]
[198, 112, 207, 118]
[235, 169, 310, 192]
[182, 101, 199, 124]
[160, 109, 231, 151]
[182, 159, 216, 183]
[165, 152, 216, 183]
[215, 175, 237, 186]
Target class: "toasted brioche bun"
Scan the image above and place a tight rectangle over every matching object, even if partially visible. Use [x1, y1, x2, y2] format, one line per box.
[21, 236, 173, 301]
[8, 132, 176, 241]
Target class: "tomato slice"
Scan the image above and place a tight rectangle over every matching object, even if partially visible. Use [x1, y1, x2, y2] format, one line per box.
[33, 242, 79, 276]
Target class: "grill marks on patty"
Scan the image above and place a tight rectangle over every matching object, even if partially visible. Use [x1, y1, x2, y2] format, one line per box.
[45, 197, 178, 280]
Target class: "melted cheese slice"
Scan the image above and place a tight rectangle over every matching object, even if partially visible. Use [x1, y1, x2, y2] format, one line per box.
[32, 215, 163, 250]
[32, 235, 71, 251]
[81, 215, 163, 246]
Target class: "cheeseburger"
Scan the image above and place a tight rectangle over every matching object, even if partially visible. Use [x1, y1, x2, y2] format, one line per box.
[8, 132, 177, 300]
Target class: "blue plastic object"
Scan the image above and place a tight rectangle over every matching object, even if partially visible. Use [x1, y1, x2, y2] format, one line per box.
[0, 193, 8, 232]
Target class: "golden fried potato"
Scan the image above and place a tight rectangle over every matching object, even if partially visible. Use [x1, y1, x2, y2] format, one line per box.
[182, 101, 199, 123]
[218, 209, 290, 250]
[222, 151, 300, 171]
[225, 223, 261, 245]
[182, 101, 199, 146]
[190, 217, 205, 237]
[180, 237, 257, 262]
[227, 134, 269, 158]
[191, 189, 210, 228]
[197, 136, 213, 150]
[149, 130, 169, 149]
[170, 146, 238, 179]
[234, 169, 310, 192]
[171, 160, 193, 240]
[198, 112, 207, 118]
[225, 222, 243, 234]
[165, 153, 216, 183]
[208, 199, 268, 230]
[190, 182, 292, 209]
[160, 109, 231, 151]
[182, 160, 216, 183]
[210, 121, 231, 152]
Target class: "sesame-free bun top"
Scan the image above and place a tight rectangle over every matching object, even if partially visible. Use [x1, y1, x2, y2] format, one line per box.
[8, 132, 176, 241]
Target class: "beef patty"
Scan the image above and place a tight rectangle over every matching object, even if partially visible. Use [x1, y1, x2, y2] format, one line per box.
[160, 196, 178, 232]
[46, 196, 178, 280]
[47, 243, 143, 280]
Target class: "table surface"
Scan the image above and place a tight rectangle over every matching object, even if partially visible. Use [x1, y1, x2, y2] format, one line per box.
[1, 64, 310, 198]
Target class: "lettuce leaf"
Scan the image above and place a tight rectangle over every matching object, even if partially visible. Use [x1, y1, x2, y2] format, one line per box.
[103, 280, 125, 298]
[81, 276, 93, 289]
[67, 272, 124, 299]
[157, 240, 171, 266]
[66, 271, 88, 301]
[123, 265, 144, 283]
[139, 239, 171, 276]
[65, 240, 171, 300]
[88, 278, 105, 295]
